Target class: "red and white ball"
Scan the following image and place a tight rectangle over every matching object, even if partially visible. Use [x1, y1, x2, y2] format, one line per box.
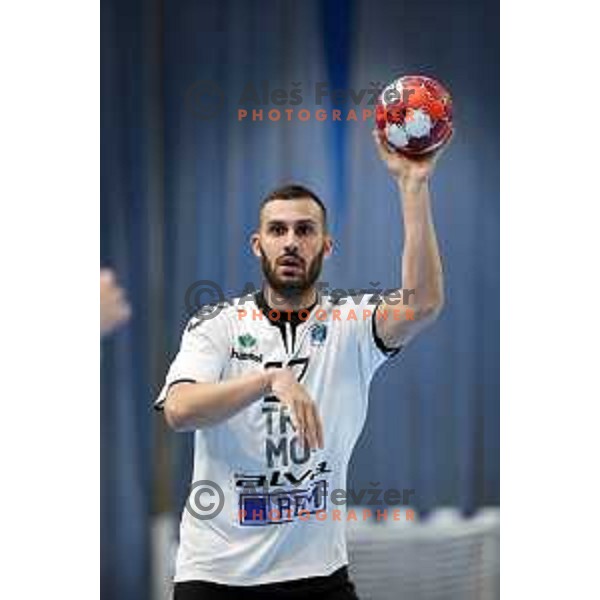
[375, 75, 453, 155]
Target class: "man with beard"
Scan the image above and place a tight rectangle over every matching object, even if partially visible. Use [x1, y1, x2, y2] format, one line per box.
[156, 130, 448, 599]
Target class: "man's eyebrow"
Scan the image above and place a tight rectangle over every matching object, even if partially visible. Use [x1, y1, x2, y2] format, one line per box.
[265, 218, 318, 226]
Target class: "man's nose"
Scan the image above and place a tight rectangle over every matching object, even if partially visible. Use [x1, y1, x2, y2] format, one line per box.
[283, 230, 299, 251]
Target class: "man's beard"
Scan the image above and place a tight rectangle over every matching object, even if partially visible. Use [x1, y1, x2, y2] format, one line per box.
[259, 245, 325, 298]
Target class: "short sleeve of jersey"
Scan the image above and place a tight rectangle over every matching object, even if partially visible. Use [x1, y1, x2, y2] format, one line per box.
[338, 295, 402, 382]
[154, 311, 231, 410]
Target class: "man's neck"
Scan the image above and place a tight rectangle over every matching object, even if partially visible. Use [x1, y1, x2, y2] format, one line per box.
[263, 285, 318, 312]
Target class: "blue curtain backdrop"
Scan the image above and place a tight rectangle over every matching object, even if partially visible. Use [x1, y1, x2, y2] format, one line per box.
[101, 0, 499, 598]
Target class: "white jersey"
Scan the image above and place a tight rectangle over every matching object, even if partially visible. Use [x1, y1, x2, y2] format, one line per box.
[155, 290, 400, 585]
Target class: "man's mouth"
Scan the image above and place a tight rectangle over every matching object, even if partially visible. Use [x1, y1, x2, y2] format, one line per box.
[277, 256, 304, 274]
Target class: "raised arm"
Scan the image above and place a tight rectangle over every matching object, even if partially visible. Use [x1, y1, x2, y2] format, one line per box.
[372, 129, 449, 349]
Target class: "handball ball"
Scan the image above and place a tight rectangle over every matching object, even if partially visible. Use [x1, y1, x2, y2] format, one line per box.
[375, 75, 453, 155]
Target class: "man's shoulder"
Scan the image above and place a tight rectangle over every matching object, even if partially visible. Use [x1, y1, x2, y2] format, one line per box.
[185, 294, 257, 334]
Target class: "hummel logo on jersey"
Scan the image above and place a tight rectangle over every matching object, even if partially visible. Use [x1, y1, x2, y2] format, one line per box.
[238, 334, 257, 349]
[231, 348, 263, 363]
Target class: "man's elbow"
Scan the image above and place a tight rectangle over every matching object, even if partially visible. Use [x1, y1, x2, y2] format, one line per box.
[415, 297, 444, 326]
[163, 394, 195, 432]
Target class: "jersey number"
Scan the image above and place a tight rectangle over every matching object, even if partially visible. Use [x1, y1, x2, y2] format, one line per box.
[263, 357, 310, 402]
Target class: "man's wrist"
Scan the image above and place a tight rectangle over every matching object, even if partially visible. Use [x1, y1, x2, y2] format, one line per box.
[261, 369, 274, 395]
[397, 174, 429, 196]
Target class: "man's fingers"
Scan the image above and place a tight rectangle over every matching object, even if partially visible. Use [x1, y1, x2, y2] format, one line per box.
[290, 398, 308, 447]
[314, 404, 324, 449]
[278, 384, 323, 450]
[285, 399, 300, 433]
[302, 400, 319, 449]
[372, 129, 387, 159]
[307, 402, 324, 449]
[297, 399, 314, 449]
[372, 129, 393, 162]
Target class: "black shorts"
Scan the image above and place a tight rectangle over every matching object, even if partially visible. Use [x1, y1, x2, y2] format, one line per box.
[173, 566, 360, 600]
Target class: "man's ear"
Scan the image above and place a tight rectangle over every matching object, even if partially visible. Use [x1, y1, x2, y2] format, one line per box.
[250, 232, 261, 258]
[323, 235, 334, 259]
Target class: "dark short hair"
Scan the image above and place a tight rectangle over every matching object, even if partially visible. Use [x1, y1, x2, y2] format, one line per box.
[260, 184, 328, 231]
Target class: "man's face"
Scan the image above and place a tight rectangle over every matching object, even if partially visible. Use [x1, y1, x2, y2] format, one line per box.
[251, 198, 333, 295]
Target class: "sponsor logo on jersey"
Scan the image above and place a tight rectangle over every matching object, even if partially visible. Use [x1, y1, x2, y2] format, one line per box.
[230, 348, 263, 363]
[310, 323, 327, 346]
[238, 479, 328, 526]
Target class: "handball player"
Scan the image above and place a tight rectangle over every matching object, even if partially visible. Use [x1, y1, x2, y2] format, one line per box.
[156, 130, 449, 599]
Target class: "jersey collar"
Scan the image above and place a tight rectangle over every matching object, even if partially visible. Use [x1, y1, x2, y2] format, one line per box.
[254, 289, 319, 327]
